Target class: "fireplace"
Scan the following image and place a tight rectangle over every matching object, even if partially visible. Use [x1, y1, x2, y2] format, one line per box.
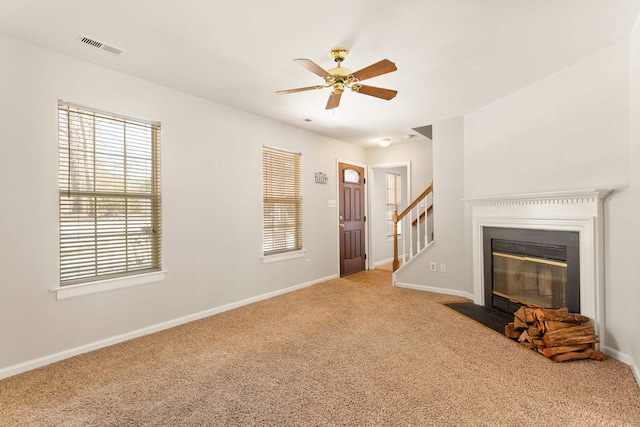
[482, 227, 580, 315]
[467, 189, 610, 343]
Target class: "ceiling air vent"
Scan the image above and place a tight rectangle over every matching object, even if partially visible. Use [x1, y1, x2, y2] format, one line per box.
[77, 35, 125, 56]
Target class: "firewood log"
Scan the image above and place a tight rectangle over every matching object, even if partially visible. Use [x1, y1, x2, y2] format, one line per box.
[515, 306, 537, 324]
[543, 325, 598, 347]
[534, 308, 589, 324]
[536, 320, 546, 334]
[528, 326, 543, 338]
[544, 321, 579, 331]
[543, 334, 599, 347]
[551, 348, 607, 362]
[513, 316, 529, 329]
[544, 325, 595, 340]
[518, 330, 531, 343]
[514, 306, 526, 322]
[505, 323, 522, 339]
[524, 307, 537, 324]
[541, 344, 590, 358]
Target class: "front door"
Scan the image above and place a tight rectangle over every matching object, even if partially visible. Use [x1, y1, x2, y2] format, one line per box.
[339, 162, 366, 276]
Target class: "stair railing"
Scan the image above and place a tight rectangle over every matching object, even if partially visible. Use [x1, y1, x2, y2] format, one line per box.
[392, 182, 433, 271]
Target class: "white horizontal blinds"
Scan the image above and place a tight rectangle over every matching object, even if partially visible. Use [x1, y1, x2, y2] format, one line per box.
[58, 102, 161, 285]
[263, 146, 302, 256]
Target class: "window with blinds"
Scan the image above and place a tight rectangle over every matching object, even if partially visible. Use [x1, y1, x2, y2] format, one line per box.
[58, 102, 161, 285]
[386, 172, 401, 237]
[262, 146, 302, 256]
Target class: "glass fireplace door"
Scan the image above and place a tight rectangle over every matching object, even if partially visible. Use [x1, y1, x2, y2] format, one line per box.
[492, 252, 567, 308]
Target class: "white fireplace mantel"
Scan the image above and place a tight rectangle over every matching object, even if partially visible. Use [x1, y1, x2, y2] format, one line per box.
[466, 189, 611, 343]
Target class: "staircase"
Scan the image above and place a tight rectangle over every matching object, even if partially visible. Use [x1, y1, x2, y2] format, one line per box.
[392, 182, 434, 271]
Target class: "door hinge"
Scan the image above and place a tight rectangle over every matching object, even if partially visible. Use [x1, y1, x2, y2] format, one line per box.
[364, 253, 367, 260]
[364, 178, 366, 184]
[364, 215, 366, 222]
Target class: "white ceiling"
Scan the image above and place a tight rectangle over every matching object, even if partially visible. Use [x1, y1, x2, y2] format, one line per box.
[1, 0, 639, 147]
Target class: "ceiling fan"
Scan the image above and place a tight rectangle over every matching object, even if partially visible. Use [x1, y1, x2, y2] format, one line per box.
[276, 47, 398, 110]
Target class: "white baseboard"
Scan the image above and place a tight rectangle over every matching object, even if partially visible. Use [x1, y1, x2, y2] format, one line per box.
[0, 274, 338, 381]
[394, 281, 474, 300]
[603, 346, 631, 365]
[633, 358, 640, 388]
[603, 346, 640, 387]
[373, 258, 394, 268]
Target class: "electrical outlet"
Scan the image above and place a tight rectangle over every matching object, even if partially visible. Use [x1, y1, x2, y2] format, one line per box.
[306, 259, 311, 268]
[430, 262, 437, 272]
[440, 263, 446, 272]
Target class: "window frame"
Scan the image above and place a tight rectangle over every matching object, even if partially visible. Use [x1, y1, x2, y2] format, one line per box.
[262, 145, 303, 259]
[386, 172, 402, 237]
[56, 101, 163, 295]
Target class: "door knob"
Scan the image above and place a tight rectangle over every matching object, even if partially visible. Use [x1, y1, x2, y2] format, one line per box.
[339, 223, 345, 228]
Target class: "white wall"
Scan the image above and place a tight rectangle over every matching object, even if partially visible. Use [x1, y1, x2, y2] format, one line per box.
[627, 11, 640, 383]
[366, 139, 433, 268]
[367, 139, 433, 200]
[464, 38, 638, 375]
[394, 117, 472, 298]
[464, 40, 629, 196]
[0, 34, 365, 374]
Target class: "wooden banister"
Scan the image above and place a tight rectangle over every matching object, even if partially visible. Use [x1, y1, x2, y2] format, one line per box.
[397, 183, 433, 221]
[392, 182, 433, 271]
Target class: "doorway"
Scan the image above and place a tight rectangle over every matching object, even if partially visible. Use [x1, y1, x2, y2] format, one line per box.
[367, 162, 410, 269]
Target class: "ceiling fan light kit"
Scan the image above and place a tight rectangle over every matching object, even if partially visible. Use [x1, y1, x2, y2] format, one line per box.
[276, 47, 398, 110]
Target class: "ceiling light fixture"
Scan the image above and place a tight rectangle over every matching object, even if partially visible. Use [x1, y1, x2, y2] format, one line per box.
[378, 138, 391, 147]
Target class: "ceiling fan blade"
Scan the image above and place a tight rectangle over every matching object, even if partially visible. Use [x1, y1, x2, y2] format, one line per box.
[276, 85, 325, 94]
[351, 59, 397, 82]
[294, 58, 331, 79]
[353, 85, 398, 100]
[326, 92, 342, 109]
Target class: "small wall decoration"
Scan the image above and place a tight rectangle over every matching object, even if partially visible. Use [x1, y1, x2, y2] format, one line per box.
[315, 172, 328, 184]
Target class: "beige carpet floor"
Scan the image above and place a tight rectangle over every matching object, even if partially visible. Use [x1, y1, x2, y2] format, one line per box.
[1, 270, 639, 426]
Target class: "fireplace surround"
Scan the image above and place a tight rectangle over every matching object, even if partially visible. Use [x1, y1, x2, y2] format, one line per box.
[467, 189, 610, 343]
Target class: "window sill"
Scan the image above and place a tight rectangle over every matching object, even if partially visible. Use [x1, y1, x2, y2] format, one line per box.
[261, 250, 306, 264]
[52, 270, 167, 300]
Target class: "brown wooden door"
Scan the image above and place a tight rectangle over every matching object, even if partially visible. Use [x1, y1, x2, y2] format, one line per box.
[339, 162, 366, 276]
